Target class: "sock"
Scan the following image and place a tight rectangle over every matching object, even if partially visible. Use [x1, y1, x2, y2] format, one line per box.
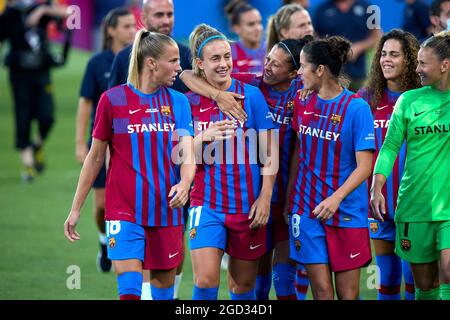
[192, 286, 219, 300]
[401, 259, 415, 300]
[229, 289, 256, 300]
[273, 263, 296, 300]
[440, 283, 450, 300]
[376, 254, 402, 300]
[174, 273, 183, 299]
[255, 274, 272, 300]
[416, 287, 440, 300]
[98, 232, 106, 245]
[117, 271, 142, 300]
[295, 264, 309, 300]
[151, 285, 174, 300]
[141, 282, 152, 300]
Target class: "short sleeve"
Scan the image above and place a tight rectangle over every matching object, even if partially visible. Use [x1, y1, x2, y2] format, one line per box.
[352, 100, 375, 152]
[92, 92, 113, 141]
[173, 92, 194, 137]
[249, 88, 274, 131]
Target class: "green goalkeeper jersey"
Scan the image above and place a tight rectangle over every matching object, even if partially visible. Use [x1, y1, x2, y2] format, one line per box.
[374, 86, 450, 222]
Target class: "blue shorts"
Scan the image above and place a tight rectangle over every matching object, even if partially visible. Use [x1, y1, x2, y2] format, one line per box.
[105, 220, 183, 270]
[368, 218, 396, 241]
[289, 214, 372, 272]
[288, 213, 329, 265]
[188, 206, 266, 260]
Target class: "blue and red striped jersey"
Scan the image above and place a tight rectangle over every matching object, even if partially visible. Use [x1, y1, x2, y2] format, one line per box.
[232, 73, 303, 204]
[288, 88, 375, 228]
[92, 84, 194, 227]
[230, 41, 266, 76]
[358, 87, 406, 220]
[187, 78, 274, 214]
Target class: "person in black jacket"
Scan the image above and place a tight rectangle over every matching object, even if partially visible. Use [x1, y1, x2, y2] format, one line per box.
[109, 0, 191, 93]
[0, 0, 69, 182]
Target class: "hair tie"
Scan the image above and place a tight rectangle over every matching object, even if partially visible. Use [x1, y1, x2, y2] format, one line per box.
[278, 41, 298, 69]
[197, 35, 227, 58]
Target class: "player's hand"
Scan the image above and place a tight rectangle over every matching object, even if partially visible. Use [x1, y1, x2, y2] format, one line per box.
[202, 120, 236, 142]
[297, 89, 313, 101]
[26, 5, 48, 27]
[313, 194, 342, 221]
[168, 180, 190, 208]
[248, 196, 271, 229]
[370, 190, 386, 222]
[64, 210, 81, 242]
[215, 91, 247, 122]
[75, 142, 89, 165]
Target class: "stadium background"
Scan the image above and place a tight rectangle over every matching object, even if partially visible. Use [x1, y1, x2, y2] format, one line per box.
[0, 0, 432, 299]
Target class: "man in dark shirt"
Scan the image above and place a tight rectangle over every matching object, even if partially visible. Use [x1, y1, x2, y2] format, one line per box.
[402, 0, 432, 42]
[109, 0, 191, 93]
[312, 0, 381, 91]
[0, 0, 69, 181]
[429, 0, 450, 34]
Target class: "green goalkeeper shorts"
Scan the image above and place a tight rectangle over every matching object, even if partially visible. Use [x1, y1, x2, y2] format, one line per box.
[395, 220, 450, 263]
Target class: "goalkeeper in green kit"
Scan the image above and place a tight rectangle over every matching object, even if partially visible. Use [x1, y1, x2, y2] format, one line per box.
[370, 31, 450, 300]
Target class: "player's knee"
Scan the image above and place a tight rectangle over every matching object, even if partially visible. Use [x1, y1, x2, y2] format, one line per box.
[311, 281, 334, 300]
[195, 275, 220, 288]
[414, 277, 439, 291]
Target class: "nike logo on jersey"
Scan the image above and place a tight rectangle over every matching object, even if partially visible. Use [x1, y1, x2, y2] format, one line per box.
[414, 111, 425, 117]
[303, 111, 314, 115]
[350, 252, 361, 259]
[249, 244, 262, 250]
[169, 252, 179, 259]
[200, 107, 212, 113]
[236, 59, 250, 67]
[129, 109, 141, 115]
[376, 105, 390, 111]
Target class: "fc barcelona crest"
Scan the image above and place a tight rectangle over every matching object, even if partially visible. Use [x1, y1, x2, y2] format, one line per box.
[287, 100, 294, 109]
[401, 238, 411, 251]
[295, 240, 301, 251]
[331, 113, 341, 124]
[370, 221, 379, 233]
[190, 228, 197, 240]
[161, 105, 171, 116]
[109, 237, 116, 249]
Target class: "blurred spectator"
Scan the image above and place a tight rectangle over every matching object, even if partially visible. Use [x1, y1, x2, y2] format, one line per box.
[225, 0, 265, 75]
[402, 0, 432, 42]
[109, 0, 191, 92]
[266, 3, 314, 51]
[313, 0, 382, 91]
[282, 0, 309, 10]
[429, 0, 450, 34]
[0, 0, 70, 182]
[92, 0, 128, 52]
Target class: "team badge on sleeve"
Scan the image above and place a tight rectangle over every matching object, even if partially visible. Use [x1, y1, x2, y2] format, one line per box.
[401, 239, 411, 251]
